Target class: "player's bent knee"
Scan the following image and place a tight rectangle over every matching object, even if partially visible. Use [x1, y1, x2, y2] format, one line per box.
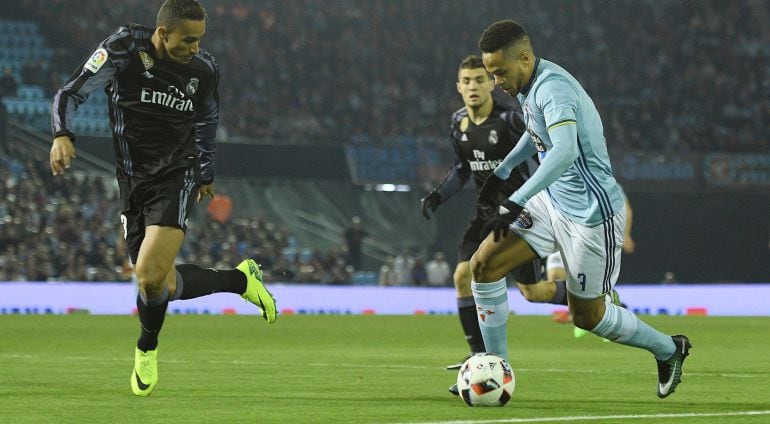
[135, 265, 169, 297]
[453, 264, 472, 296]
[469, 255, 485, 282]
[469, 255, 494, 283]
[453, 274, 470, 292]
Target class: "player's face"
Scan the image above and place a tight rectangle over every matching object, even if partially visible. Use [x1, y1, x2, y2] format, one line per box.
[482, 49, 526, 97]
[456, 68, 494, 109]
[162, 19, 206, 64]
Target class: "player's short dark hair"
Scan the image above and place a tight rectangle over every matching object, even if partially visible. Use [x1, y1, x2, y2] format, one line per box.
[459, 55, 485, 71]
[157, 0, 207, 31]
[479, 20, 529, 53]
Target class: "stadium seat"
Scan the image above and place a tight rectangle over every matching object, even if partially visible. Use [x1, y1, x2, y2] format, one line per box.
[352, 271, 378, 286]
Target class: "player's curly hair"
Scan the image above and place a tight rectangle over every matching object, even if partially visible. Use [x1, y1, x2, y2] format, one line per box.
[157, 0, 207, 30]
[459, 55, 485, 71]
[478, 20, 528, 53]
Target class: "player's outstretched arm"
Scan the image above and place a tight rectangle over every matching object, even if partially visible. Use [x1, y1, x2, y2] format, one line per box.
[50, 136, 76, 175]
[509, 123, 578, 206]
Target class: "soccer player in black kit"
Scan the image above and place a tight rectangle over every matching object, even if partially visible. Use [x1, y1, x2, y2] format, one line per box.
[420, 56, 571, 372]
[49, 0, 276, 396]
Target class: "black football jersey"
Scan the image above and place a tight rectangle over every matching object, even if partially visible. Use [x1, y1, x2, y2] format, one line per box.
[435, 101, 536, 201]
[52, 24, 219, 183]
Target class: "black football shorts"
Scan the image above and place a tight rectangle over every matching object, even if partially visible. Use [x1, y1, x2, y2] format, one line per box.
[457, 214, 543, 285]
[118, 166, 200, 264]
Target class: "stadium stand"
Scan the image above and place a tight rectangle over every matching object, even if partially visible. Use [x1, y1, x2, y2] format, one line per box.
[0, 140, 379, 283]
[0, 2, 768, 284]
[1, 1, 768, 150]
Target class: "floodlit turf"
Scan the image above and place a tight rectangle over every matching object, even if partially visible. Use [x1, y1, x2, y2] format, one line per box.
[1, 314, 769, 423]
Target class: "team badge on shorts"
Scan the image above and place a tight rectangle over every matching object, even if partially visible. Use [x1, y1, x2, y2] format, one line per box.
[513, 210, 533, 229]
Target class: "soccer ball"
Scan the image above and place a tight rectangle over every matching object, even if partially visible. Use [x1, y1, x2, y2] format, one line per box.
[456, 353, 515, 407]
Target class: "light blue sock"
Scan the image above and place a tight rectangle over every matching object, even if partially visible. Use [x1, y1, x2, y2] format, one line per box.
[472, 278, 509, 361]
[591, 302, 676, 360]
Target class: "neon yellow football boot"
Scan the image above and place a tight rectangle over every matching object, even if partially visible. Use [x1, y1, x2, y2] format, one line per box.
[130, 347, 158, 396]
[237, 259, 277, 323]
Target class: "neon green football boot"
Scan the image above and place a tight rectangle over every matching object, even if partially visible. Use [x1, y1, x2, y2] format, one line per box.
[130, 347, 158, 396]
[573, 326, 591, 339]
[237, 259, 277, 323]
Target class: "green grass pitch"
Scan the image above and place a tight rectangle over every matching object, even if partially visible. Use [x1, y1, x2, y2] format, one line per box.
[2, 314, 769, 423]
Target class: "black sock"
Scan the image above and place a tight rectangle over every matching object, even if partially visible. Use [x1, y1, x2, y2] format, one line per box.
[458, 297, 485, 353]
[172, 264, 247, 301]
[136, 287, 169, 352]
[550, 280, 568, 306]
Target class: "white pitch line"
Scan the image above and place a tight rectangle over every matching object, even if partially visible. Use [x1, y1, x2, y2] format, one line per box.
[396, 410, 770, 424]
[515, 367, 765, 379]
[0, 353, 427, 369]
[0, 353, 767, 378]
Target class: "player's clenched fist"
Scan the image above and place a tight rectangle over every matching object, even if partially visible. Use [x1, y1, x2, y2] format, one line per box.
[50, 136, 76, 175]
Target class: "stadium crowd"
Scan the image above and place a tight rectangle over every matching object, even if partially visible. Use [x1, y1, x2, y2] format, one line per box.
[0, 144, 358, 283]
[2, 1, 768, 283]
[4, 0, 768, 152]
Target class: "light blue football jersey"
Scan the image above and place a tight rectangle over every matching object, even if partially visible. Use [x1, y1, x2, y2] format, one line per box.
[495, 58, 624, 226]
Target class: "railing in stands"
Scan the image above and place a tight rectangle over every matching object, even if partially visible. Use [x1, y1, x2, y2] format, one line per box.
[7, 118, 113, 174]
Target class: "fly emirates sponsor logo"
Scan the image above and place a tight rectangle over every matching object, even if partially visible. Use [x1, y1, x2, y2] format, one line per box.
[469, 149, 502, 171]
[469, 159, 502, 171]
[140, 85, 194, 112]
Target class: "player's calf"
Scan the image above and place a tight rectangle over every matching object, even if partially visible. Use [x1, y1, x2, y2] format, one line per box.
[568, 295, 606, 330]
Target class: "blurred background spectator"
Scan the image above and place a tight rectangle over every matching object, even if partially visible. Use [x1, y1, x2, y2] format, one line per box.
[1, 0, 767, 151]
[0, 145, 354, 283]
[0, 67, 17, 99]
[342, 216, 367, 271]
[378, 255, 398, 286]
[426, 252, 452, 287]
[0, 1, 767, 284]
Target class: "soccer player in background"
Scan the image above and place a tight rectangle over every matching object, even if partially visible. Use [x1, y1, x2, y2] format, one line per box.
[49, 0, 276, 396]
[420, 55, 573, 370]
[469, 20, 690, 398]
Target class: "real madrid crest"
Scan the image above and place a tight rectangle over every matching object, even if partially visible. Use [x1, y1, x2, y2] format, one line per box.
[186, 77, 199, 96]
[138, 51, 154, 70]
[488, 129, 498, 145]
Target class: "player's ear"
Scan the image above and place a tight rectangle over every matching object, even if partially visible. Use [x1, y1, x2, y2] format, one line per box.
[456, 82, 462, 94]
[157, 26, 169, 42]
[518, 49, 532, 66]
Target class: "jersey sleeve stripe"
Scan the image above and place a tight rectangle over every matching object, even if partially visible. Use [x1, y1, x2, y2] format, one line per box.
[546, 119, 577, 131]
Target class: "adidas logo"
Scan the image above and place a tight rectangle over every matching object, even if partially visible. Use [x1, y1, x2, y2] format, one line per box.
[461, 133, 468, 142]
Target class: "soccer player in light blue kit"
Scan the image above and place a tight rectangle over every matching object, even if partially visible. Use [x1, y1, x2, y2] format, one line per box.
[470, 20, 691, 398]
